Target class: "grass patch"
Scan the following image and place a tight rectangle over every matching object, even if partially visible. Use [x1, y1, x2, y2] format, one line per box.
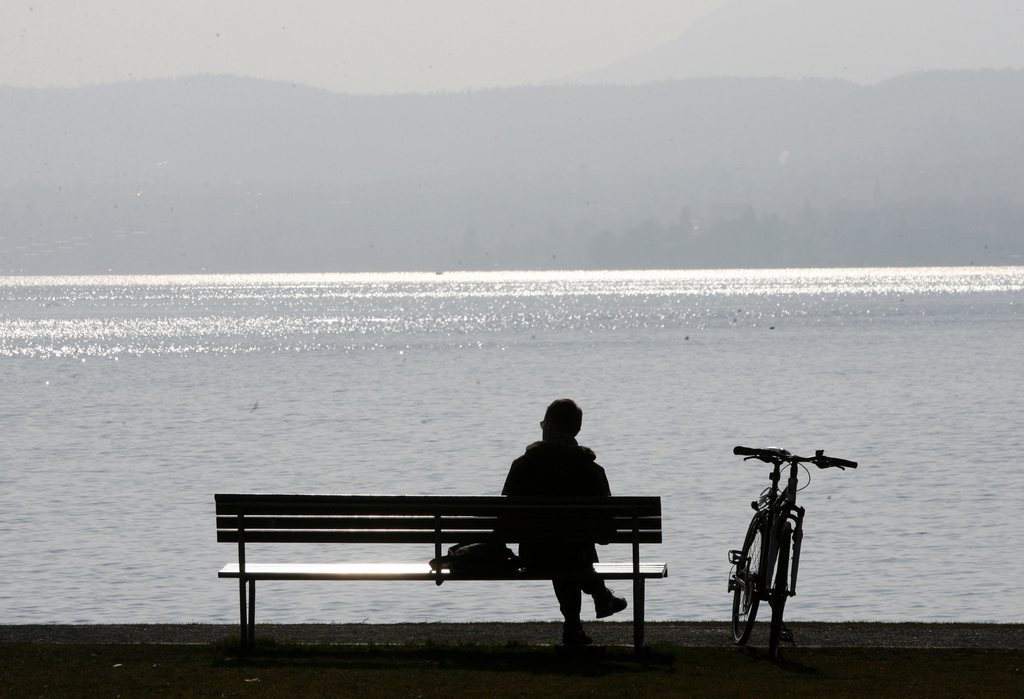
[2, 640, 1021, 698]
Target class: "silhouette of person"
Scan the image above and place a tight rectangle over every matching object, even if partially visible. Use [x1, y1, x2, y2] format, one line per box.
[502, 398, 628, 646]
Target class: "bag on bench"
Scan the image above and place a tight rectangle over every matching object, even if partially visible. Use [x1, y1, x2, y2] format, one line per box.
[429, 542, 521, 577]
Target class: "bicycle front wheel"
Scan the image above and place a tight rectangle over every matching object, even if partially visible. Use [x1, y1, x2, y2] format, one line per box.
[731, 514, 765, 644]
[768, 522, 793, 660]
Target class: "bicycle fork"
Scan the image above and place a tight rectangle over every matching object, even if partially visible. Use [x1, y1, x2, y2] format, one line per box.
[788, 505, 806, 595]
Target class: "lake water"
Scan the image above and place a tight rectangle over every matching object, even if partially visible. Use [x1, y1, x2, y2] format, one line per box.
[2, 267, 1022, 625]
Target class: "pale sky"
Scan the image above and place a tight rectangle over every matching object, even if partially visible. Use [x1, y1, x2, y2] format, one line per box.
[0, 1, 725, 94]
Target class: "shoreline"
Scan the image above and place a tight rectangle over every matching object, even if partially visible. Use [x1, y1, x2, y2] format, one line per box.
[3, 621, 1021, 648]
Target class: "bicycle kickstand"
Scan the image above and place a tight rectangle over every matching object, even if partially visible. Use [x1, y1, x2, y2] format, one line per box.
[780, 624, 795, 645]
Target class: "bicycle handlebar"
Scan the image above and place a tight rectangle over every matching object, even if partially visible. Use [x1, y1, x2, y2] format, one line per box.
[817, 455, 858, 469]
[733, 445, 858, 469]
[733, 445, 789, 458]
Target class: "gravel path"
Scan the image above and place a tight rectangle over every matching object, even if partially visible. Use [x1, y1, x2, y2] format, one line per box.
[2, 622, 1021, 648]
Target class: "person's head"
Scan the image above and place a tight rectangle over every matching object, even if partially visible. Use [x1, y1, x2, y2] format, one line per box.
[541, 398, 583, 440]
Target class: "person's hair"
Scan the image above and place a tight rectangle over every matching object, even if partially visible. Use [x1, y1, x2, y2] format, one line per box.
[544, 398, 583, 436]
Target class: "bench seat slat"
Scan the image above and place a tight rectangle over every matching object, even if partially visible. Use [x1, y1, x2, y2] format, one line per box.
[216, 494, 661, 518]
[217, 530, 663, 544]
[218, 561, 668, 581]
[215, 515, 662, 531]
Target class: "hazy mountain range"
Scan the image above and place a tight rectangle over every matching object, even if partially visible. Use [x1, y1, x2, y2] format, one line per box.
[573, 0, 1024, 86]
[2, 69, 1023, 273]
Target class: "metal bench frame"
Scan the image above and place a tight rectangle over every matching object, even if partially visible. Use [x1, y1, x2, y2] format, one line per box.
[216, 493, 667, 651]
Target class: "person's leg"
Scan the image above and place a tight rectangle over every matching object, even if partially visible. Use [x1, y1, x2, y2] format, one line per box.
[553, 579, 592, 645]
[577, 547, 627, 618]
[577, 578, 607, 598]
[552, 579, 583, 621]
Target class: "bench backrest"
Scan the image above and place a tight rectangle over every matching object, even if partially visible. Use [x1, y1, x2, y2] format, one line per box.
[215, 494, 662, 550]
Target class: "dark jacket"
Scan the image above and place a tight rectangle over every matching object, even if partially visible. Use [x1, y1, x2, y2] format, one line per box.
[502, 440, 611, 567]
[502, 441, 610, 497]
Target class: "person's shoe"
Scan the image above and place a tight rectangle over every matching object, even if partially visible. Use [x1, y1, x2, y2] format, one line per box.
[595, 590, 628, 619]
[562, 626, 594, 646]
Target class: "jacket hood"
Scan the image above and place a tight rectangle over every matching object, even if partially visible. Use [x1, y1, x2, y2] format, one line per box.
[524, 440, 597, 462]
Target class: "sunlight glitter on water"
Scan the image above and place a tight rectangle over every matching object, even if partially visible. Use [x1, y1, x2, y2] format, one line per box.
[2, 267, 1021, 359]
[3, 265, 1022, 292]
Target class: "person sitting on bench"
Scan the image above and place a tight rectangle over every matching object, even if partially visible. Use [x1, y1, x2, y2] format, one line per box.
[502, 398, 628, 646]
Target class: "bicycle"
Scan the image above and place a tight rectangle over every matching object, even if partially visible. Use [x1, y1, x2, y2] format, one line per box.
[727, 445, 857, 659]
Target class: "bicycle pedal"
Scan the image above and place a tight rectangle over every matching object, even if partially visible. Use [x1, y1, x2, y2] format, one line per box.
[780, 626, 795, 644]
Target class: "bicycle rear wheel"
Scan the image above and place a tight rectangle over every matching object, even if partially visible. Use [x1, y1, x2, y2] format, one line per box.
[768, 522, 793, 660]
[731, 514, 764, 645]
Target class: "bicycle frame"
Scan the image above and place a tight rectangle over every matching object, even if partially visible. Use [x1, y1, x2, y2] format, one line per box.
[746, 460, 805, 601]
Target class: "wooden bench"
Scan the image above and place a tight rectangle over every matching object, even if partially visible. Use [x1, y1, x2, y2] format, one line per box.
[216, 494, 667, 651]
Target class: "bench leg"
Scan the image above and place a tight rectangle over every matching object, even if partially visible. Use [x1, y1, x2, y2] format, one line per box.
[238, 578, 248, 650]
[247, 580, 256, 651]
[239, 578, 256, 651]
[632, 578, 645, 652]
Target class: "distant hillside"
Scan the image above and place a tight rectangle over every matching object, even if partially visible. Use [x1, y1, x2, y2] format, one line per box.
[1, 71, 1023, 273]
[572, 0, 1024, 86]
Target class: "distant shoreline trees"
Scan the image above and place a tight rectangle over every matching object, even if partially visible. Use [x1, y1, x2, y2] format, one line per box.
[3, 72, 1023, 273]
